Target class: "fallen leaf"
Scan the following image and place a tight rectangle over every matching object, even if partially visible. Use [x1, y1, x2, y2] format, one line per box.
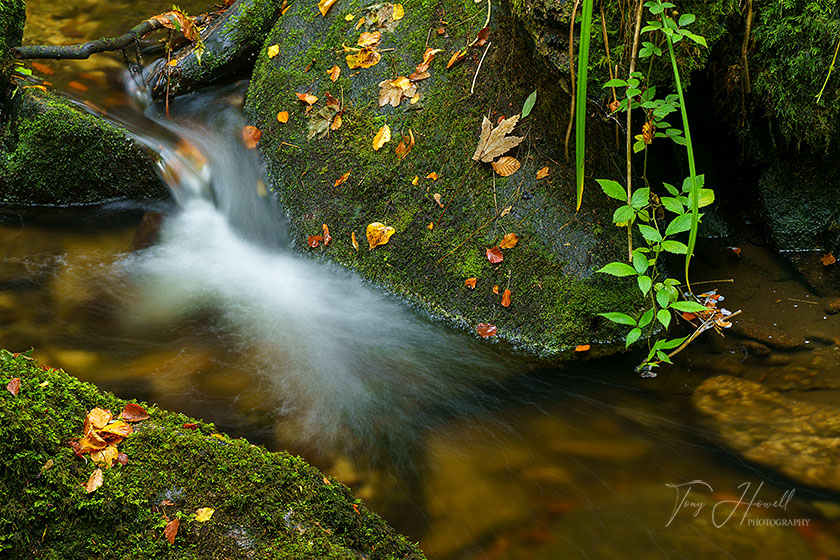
[334, 171, 351, 187]
[6, 377, 20, 396]
[242, 125, 261, 149]
[356, 17, 366, 29]
[536, 166, 549, 180]
[164, 518, 180, 544]
[433, 193, 443, 207]
[475, 27, 490, 46]
[447, 49, 465, 68]
[465, 277, 477, 289]
[296, 92, 318, 105]
[486, 246, 503, 264]
[416, 47, 443, 73]
[575, 344, 591, 352]
[90, 445, 119, 468]
[308, 106, 335, 139]
[324, 92, 341, 110]
[472, 115, 524, 162]
[119, 403, 150, 422]
[38, 380, 49, 387]
[491, 156, 521, 176]
[277, 111, 289, 123]
[86, 408, 113, 431]
[323, 476, 332, 484]
[408, 70, 430, 81]
[501, 289, 512, 307]
[393, 3, 405, 19]
[476, 323, 497, 338]
[322, 224, 332, 246]
[116, 452, 129, 466]
[411, 176, 419, 185]
[492, 284, 499, 294]
[437, 27, 446, 35]
[366, 222, 395, 250]
[153, 9, 200, 42]
[160, 499, 175, 507]
[426, 172, 438, 180]
[822, 252, 837, 266]
[352, 504, 361, 515]
[327, 64, 340, 82]
[100, 420, 133, 438]
[357, 31, 381, 47]
[729, 246, 742, 257]
[499, 232, 519, 249]
[372, 124, 391, 150]
[79, 431, 108, 453]
[346, 47, 381, 69]
[682, 312, 697, 321]
[351, 231, 359, 251]
[308, 235, 324, 248]
[500, 205, 512, 217]
[267, 44, 280, 58]
[182, 423, 198, 429]
[345, 13, 355, 21]
[427, 222, 434, 230]
[318, 0, 337, 16]
[84, 468, 104, 493]
[168, 59, 178, 67]
[331, 113, 343, 131]
[395, 129, 415, 159]
[195, 507, 215, 522]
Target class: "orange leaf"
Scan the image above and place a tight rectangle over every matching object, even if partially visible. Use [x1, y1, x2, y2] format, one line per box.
[501, 289, 511, 307]
[242, 126, 261, 149]
[372, 124, 391, 150]
[182, 423, 198, 429]
[83, 468, 103, 493]
[476, 323, 497, 338]
[318, 0, 337, 16]
[433, 193, 443, 208]
[499, 232, 519, 249]
[327, 65, 341, 82]
[267, 44, 280, 58]
[86, 408, 113, 432]
[536, 166, 549, 180]
[6, 377, 20, 396]
[574, 344, 591, 352]
[729, 246, 742, 257]
[447, 49, 465, 69]
[491, 156, 521, 177]
[334, 171, 350, 187]
[486, 246, 503, 264]
[331, 113, 343, 131]
[426, 172, 438, 180]
[68, 80, 89, 92]
[355, 17, 366, 29]
[351, 231, 359, 251]
[395, 129, 415, 159]
[277, 111, 289, 123]
[164, 518, 180, 544]
[682, 312, 697, 321]
[427, 222, 434, 230]
[322, 224, 332, 246]
[90, 445, 119, 468]
[492, 284, 499, 294]
[119, 403, 150, 422]
[296, 92, 318, 105]
[357, 31, 381, 47]
[822, 252, 837, 266]
[464, 277, 477, 289]
[352, 504, 361, 515]
[78, 431, 108, 453]
[30, 61, 54, 75]
[101, 420, 133, 438]
[308, 235, 324, 248]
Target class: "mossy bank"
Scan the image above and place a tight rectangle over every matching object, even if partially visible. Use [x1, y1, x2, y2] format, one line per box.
[0, 349, 426, 559]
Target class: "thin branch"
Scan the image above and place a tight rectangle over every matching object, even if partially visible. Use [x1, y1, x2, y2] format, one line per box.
[470, 41, 491, 94]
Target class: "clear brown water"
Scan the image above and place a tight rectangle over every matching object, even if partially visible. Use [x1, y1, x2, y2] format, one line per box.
[5, 3, 840, 558]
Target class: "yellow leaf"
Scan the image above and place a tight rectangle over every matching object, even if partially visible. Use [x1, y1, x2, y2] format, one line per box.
[351, 231, 359, 251]
[90, 445, 119, 468]
[366, 222, 395, 250]
[426, 171, 438, 180]
[412, 176, 419, 185]
[395, 129, 415, 159]
[536, 166, 549, 180]
[355, 17, 365, 29]
[277, 111, 289, 123]
[357, 31, 381, 47]
[393, 4, 405, 20]
[491, 156, 521, 177]
[499, 232, 519, 249]
[427, 222, 434, 230]
[331, 114, 343, 131]
[267, 44, 280, 58]
[327, 64, 341, 82]
[346, 47, 381, 69]
[372, 124, 391, 151]
[168, 59, 178, 67]
[344, 13, 355, 21]
[195, 507, 215, 522]
[433, 193, 443, 207]
[86, 408, 112, 431]
[318, 0, 337, 16]
[84, 468, 103, 493]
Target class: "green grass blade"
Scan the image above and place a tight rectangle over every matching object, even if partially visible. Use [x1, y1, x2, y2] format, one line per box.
[575, 0, 595, 212]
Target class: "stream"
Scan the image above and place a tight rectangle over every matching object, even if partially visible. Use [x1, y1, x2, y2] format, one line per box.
[4, 2, 840, 558]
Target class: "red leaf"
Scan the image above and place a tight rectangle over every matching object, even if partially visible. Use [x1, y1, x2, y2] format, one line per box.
[164, 518, 180, 544]
[476, 27, 490, 46]
[118, 403, 150, 422]
[182, 423, 198, 430]
[6, 377, 20, 396]
[486, 246, 503, 263]
[308, 235, 324, 248]
[501, 289, 511, 307]
[476, 323, 497, 338]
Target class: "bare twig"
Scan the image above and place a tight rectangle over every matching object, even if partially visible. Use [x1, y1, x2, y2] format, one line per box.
[470, 41, 491, 94]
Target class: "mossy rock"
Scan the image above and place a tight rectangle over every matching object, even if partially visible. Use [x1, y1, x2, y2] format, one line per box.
[0, 0, 25, 115]
[0, 89, 169, 206]
[0, 349, 426, 559]
[242, 0, 643, 358]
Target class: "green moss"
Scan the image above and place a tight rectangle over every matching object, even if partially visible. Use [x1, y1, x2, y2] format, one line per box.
[0, 90, 167, 205]
[0, 0, 25, 60]
[0, 349, 426, 559]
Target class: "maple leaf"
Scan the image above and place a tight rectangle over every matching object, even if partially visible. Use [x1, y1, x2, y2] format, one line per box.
[366, 222, 395, 249]
[491, 156, 521, 177]
[164, 518, 180, 544]
[242, 126, 261, 149]
[84, 468, 103, 493]
[318, 0, 337, 16]
[346, 47, 381, 69]
[6, 377, 20, 396]
[499, 233, 519, 249]
[472, 115, 524, 162]
[486, 246, 503, 263]
[464, 277, 477, 289]
[476, 323, 497, 338]
[501, 289, 512, 307]
[118, 403, 150, 422]
[372, 124, 391, 150]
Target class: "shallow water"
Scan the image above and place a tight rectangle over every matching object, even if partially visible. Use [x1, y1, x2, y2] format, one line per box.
[6, 2, 840, 558]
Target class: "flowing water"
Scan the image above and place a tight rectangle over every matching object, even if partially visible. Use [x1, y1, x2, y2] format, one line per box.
[4, 3, 840, 558]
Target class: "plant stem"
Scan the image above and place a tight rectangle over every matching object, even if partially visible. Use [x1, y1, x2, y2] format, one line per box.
[625, 0, 643, 261]
[574, 0, 594, 212]
[564, 0, 580, 163]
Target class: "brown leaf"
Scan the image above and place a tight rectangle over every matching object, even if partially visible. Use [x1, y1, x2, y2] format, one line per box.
[324, 92, 341, 110]
[475, 27, 490, 46]
[277, 111, 289, 123]
[491, 156, 521, 177]
[395, 129, 415, 159]
[486, 246, 503, 264]
[501, 289, 511, 307]
[378, 76, 416, 108]
[366, 222, 395, 250]
[160, 499, 175, 507]
[334, 171, 350, 187]
[575, 344, 591, 352]
[499, 232, 519, 249]
[351, 231, 359, 251]
[433, 193, 443, 208]
[6, 377, 20, 396]
[408, 70, 431, 81]
[372, 124, 391, 151]
[536, 166, 549, 180]
[417, 47, 443, 72]
[327, 65, 341, 82]
[318, 0, 337, 16]
[322, 224, 332, 246]
[308, 235, 324, 248]
[465, 277, 477, 289]
[822, 252, 837, 266]
[476, 323, 497, 338]
[472, 115, 524, 163]
[153, 9, 200, 43]
[242, 126, 261, 149]
[182, 423, 198, 429]
[116, 453, 129, 466]
[119, 403, 150, 422]
[164, 518, 180, 544]
[296, 92, 318, 105]
[83, 468, 103, 493]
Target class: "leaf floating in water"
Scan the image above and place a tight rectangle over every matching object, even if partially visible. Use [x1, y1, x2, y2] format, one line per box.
[574, 344, 591, 352]
[486, 246, 503, 264]
[242, 126, 261, 149]
[464, 277, 477, 289]
[6, 377, 20, 396]
[267, 44, 280, 58]
[372, 124, 391, 151]
[334, 171, 350, 187]
[499, 232, 519, 249]
[366, 222, 395, 250]
[84, 468, 103, 493]
[501, 289, 512, 307]
[318, 0, 337, 16]
[536, 166, 549, 180]
[822, 252, 837, 266]
[476, 323, 497, 338]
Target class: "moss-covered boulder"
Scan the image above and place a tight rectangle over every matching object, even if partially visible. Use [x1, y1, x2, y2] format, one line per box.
[0, 349, 426, 559]
[0, 89, 168, 206]
[242, 0, 641, 357]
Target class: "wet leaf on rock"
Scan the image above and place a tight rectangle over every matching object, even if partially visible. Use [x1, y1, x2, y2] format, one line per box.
[83, 468, 103, 493]
[491, 156, 520, 177]
[486, 246, 503, 264]
[267, 44, 280, 58]
[308, 235, 324, 248]
[372, 124, 391, 150]
[366, 222, 395, 250]
[472, 115, 524, 163]
[164, 518, 180, 544]
[499, 232, 519, 249]
[296, 92, 318, 105]
[119, 403, 150, 422]
[501, 289, 512, 307]
[195, 507, 214, 522]
[476, 323, 497, 338]
[242, 126, 261, 149]
[6, 377, 20, 396]
[465, 277, 477, 289]
[395, 129, 415, 159]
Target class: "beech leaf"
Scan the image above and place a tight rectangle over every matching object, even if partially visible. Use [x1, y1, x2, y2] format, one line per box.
[84, 468, 103, 493]
[164, 518, 180, 544]
[491, 156, 520, 176]
[6, 377, 20, 396]
[119, 403, 150, 422]
[486, 246, 503, 263]
[296, 92, 318, 105]
[195, 507, 215, 522]
[501, 289, 512, 307]
[499, 232, 519, 249]
[464, 277, 477, 289]
[334, 171, 350, 187]
[318, 0, 337, 16]
[242, 126, 261, 149]
[372, 124, 391, 150]
[472, 115, 524, 163]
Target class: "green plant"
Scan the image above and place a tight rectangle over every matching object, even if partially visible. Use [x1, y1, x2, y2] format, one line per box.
[574, 0, 596, 212]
